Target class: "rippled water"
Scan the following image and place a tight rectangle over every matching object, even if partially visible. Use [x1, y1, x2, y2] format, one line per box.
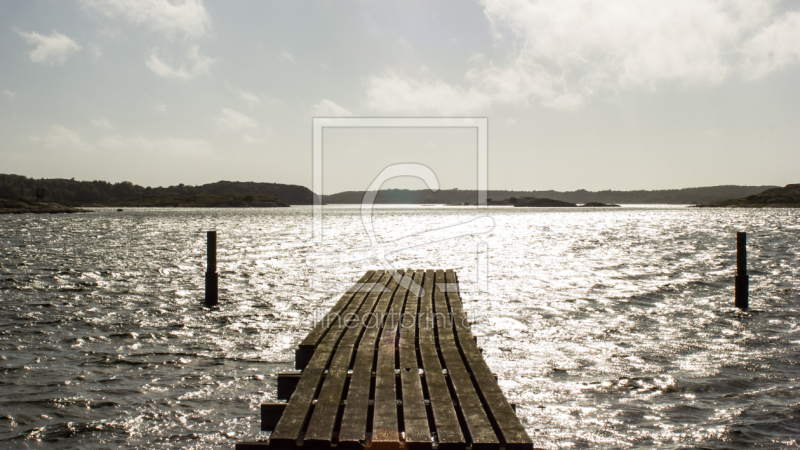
[1, 206, 798, 449]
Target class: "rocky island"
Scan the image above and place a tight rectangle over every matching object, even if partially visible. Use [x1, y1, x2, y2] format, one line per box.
[0, 198, 92, 214]
[512, 197, 577, 207]
[581, 202, 621, 207]
[699, 183, 800, 207]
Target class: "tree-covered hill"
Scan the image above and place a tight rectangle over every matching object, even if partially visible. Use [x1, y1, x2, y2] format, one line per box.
[0, 174, 316, 205]
[119, 193, 289, 208]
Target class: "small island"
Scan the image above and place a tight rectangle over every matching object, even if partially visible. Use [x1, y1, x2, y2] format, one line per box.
[0, 198, 92, 214]
[699, 183, 800, 207]
[512, 197, 577, 207]
[581, 202, 621, 207]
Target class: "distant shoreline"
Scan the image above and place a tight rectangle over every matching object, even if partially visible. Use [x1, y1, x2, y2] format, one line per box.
[0, 174, 785, 206]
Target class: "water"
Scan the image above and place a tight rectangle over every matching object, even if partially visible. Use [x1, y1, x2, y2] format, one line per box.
[1, 205, 798, 449]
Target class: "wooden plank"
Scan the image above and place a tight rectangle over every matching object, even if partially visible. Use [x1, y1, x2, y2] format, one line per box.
[418, 270, 464, 450]
[445, 271, 533, 450]
[372, 270, 411, 449]
[338, 272, 402, 449]
[269, 349, 332, 449]
[336, 345, 374, 450]
[434, 270, 499, 450]
[400, 270, 431, 449]
[431, 270, 456, 345]
[270, 271, 383, 449]
[304, 271, 392, 449]
[399, 269, 421, 348]
[299, 270, 376, 351]
[418, 270, 435, 345]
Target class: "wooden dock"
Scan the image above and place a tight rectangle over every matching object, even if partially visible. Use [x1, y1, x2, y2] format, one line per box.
[238, 269, 533, 450]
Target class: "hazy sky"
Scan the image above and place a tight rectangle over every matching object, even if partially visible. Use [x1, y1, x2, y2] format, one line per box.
[1, 0, 799, 193]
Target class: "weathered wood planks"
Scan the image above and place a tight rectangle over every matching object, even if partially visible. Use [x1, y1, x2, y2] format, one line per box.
[237, 269, 533, 450]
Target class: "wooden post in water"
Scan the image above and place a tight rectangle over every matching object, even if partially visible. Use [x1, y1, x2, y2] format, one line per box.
[735, 231, 748, 309]
[205, 231, 219, 308]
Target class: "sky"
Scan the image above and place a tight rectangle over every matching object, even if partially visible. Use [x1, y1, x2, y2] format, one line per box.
[1, 0, 799, 194]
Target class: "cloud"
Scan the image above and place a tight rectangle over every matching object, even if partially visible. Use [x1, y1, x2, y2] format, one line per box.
[311, 99, 353, 117]
[146, 44, 215, 79]
[239, 91, 260, 107]
[742, 10, 800, 79]
[99, 135, 213, 155]
[215, 108, 257, 130]
[242, 134, 265, 144]
[2, 90, 16, 101]
[154, 102, 168, 113]
[363, 72, 488, 114]
[31, 124, 212, 155]
[362, 1, 800, 112]
[30, 122, 212, 157]
[88, 43, 102, 59]
[18, 30, 81, 65]
[90, 117, 113, 129]
[83, 0, 215, 79]
[281, 50, 294, 61]
[31, 125, 92, 151]
[98, 27, 121, 39]
[81, 0, 211, 39]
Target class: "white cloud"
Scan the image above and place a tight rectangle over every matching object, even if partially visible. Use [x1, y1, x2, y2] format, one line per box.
[242, 134, 265, 144]
[81, 0, 211, 39]
[83, 1, 215, 79]
[154, 102, 168, 113]
[31, 123, 211, 156]
[99, 135, 213, 155]
[239, 91, 260, 107]
[90, 117, 113, 129]
[98, 27, 121, 39]
[281, 50, 294, 61]
[742, 10, 800, 79]
[88, 43, 102, 59]
[146, 44, 215, 79]
[31, 125, 92, 151]
[2, 90, 16, 101]
[362, 1, 800, 112]
[363, 72, 488, 114]
[215, 108, 257, 130]
[18, 30, 81, 65]
[311, 99, 354, 117]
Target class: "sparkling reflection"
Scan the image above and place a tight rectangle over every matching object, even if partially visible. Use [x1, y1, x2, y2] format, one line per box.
[0, 205, 798, 449]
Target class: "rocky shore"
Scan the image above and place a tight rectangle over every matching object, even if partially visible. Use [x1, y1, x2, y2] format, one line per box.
[0, 198, 92, 214]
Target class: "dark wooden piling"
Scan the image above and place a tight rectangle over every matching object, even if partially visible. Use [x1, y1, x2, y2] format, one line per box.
[205, 231, 218, 308]
[735, 231, 748, 309]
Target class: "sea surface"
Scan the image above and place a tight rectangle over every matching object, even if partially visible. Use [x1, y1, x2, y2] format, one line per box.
[1, 205, 798, 449]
